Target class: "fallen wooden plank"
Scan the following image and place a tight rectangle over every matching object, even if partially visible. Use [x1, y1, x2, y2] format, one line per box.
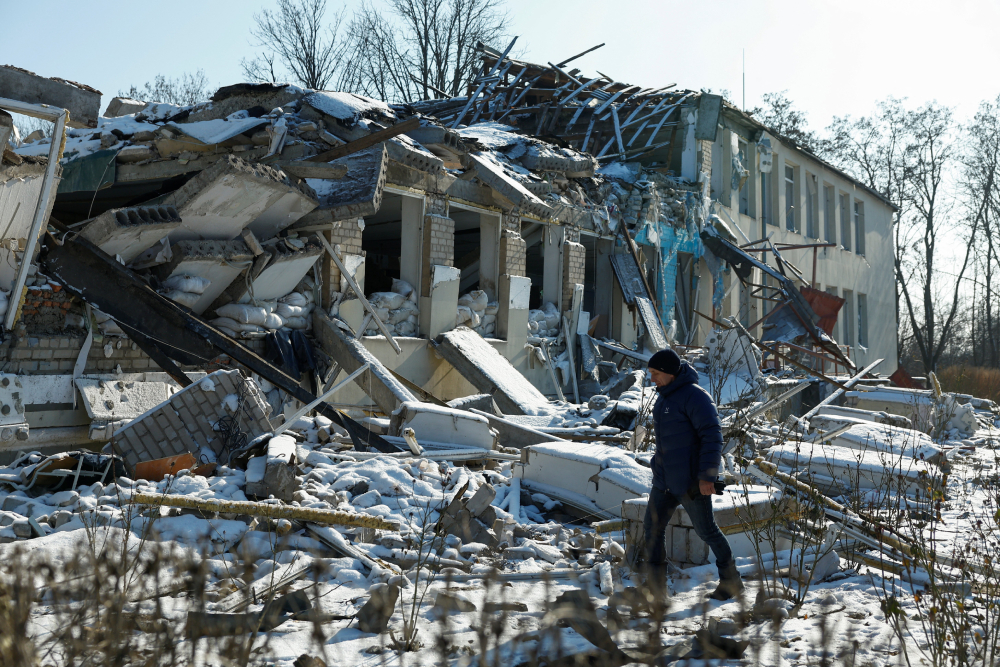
[306, 116, 420, 163]
[272, 160, 348, 179]
[130, 492, 400, 530]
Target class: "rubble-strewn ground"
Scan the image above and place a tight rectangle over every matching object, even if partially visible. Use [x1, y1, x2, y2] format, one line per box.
[1, 387, 997, 666]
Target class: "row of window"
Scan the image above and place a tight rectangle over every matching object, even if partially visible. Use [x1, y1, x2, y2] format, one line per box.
[826, 286, 868, 349]
[734, 142, 867, 256]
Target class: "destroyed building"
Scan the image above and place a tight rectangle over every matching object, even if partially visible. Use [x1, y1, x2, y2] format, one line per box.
[0, 50, 996, 666]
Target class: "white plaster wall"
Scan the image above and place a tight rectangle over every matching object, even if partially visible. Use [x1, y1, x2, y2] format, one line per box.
[715, 134, 898, 375]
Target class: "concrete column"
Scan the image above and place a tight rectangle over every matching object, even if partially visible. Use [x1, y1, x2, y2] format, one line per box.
[478, 212, 501, 301]
[542, 224, 564, 309]
[498, 274, 530, 351]
[420, 214, 455, 297]
[399, 195, 424, 293]
[419, 265, 460, 339]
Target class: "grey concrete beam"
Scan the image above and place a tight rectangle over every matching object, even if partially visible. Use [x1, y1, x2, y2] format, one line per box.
[0, 66, 101, 129]
[312, 313, 417, 414]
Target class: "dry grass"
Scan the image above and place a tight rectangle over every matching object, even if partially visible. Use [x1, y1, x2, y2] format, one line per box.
[936, 365, 1000, 403]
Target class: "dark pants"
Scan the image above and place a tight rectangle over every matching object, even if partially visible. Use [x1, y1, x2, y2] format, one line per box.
[643, 485, 733, 575]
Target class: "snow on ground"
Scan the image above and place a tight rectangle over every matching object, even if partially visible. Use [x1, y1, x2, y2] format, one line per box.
[0, 405, 995, 664]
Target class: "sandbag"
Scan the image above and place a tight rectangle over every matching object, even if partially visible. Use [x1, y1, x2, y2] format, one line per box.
[162, 274, 210, 295]
[264, 312, 285, 330]
[279, 292, 308, 307]
[284, 316, 308, 330]
[456, 305, 474, 326]
[387, 308, 411, 325]
[391, 278, 415, 299]
[216, 303, 268, 326]
[396, 321, 417, 336]
[276, 302, 306, 319]
[370, 292, 406, 310]
[162, 290, 201, 308]
[211, 317, 242, 331]
[458, 290, 488, 312]
[485, 301, 499, 315]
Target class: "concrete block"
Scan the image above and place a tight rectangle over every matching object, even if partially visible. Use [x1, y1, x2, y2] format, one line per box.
[419, 264, 460, 339]
[104, 97, 146, 118]
[161, 155, 316, 243]
[388, 402, 497, 450]
[669, 525, 688, 563]
[78, 205, 182, 263]
[248, 434, 298, 502]
[0, 65, 101, 129]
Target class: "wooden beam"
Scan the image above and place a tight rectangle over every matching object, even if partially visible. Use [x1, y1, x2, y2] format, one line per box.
[306, 116, 420, 163]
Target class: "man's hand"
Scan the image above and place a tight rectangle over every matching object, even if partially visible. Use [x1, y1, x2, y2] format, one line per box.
[699, 480, 715, 496]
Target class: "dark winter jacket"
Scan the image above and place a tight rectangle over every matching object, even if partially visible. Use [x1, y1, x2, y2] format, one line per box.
[650, 362, 724, 496]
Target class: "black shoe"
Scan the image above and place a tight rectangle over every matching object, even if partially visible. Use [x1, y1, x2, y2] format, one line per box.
[708, 561, 744, 601]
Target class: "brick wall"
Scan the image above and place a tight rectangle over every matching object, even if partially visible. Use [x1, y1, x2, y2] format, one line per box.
[421, 214, 455, 295]
[561, 240, 586, 309]
[499, 230, 526, 278]
[321, 218, 364, 307]
[697, 138, 713, 181]
[0, 332, 267, 376]
[20, 285, 86, 332]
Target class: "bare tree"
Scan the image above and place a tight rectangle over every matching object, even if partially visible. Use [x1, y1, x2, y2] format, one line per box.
[242, 0, 349, 90]
[340, 0, 509, 103]
[748, 90, 820, 152]
[826, 98, 910, 360]
[119, 70, 210, 106]
[896, 103, 979, 375]
[963, 97, 1000, 368]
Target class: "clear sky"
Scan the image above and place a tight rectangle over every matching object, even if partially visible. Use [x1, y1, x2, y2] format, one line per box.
[4, 0, 1000, 129]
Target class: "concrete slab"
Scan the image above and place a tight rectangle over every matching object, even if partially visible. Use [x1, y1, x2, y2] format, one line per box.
[78, 205, 182, 263]
[161, 155, 316, 243]
[389, 402, 497, 449]
[154, 240, 255, 315]
[231, 243, 323, 303]
[434, 326, 549, 415]
[813, 404, 912, 428]
[313, 313, 417, 413]
[516, 442, 651, 517]
[296, 145, 388, 223]
[766, 441, 934, 497]
[0, 65, 101, 129]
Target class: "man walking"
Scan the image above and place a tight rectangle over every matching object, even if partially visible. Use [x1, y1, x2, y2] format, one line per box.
[643, 348, 743, 601]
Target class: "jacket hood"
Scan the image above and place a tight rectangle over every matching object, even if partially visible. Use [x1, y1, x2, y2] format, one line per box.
[656, 361, 699, 398]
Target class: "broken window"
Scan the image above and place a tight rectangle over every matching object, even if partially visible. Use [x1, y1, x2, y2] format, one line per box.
[854, 200, 866, 256]
[522, 222, 545, 309]
[362, 196, 404, 294]
[839, 193, 852, 251]
[824, 184, 836, 244]
[738, 140, 750, 216]
[857, 292, 868, 347]
[784, 165, 797, 233]
[841, 289, 854, 346]
[761, 169, 774, 231]
[805, 173, 818, 239]
[452, 208, 501, 299]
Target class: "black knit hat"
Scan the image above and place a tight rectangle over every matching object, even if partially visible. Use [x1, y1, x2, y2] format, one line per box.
[648, 348, 681, 376]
